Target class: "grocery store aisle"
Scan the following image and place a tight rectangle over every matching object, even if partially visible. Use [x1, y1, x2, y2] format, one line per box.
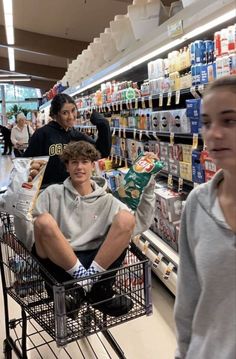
[0, 155, 177, 358]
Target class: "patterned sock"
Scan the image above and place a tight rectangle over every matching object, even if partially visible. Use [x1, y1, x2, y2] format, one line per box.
[66, 259, 105, 292]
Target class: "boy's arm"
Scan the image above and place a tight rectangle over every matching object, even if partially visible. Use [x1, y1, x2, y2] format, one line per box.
[132, 177, 156, 236]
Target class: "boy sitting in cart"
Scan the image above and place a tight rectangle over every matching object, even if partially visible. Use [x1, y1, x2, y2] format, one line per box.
[32, 141, 156, 317]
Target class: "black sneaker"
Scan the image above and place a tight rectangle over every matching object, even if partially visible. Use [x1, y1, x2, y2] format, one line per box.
[65, 284, 86, 320]
[87, 281, 133, 317]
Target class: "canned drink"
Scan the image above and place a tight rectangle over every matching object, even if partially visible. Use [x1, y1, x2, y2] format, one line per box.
[204, 40, 214, 63]
[228, 25, 236, 52]
[229, 53, 236, 74]
[220, 28, 229, 55]
[190, 42, 195, 65]
[191, 64, 196, 85]
[194, 40, 205, 64]
[195, 64, 201, 85]
[214, 31, 221, 57]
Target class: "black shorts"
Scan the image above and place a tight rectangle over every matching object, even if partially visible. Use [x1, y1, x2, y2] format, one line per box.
[31, 244, 126, 285]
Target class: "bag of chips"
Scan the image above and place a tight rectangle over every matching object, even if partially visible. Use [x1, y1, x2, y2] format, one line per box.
[0, 157, 49, 221]
[115, 152, 163, 210]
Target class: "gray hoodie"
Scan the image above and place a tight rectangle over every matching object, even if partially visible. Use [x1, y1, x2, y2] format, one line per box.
[33, 176, 155, 251]
[174, 170, 236, 359]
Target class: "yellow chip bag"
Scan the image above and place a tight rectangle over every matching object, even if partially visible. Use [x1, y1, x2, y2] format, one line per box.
[115, 152, 163, 210]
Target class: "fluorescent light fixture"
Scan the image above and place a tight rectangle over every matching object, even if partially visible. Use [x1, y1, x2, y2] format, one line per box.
[0, 74, 31, 82]
[8, 47, 15, 71]
[3, 0, 14, 45]
[71, 9, 235, 96]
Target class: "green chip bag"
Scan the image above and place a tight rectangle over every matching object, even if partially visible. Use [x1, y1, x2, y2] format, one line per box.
[115, 152, 164, 210]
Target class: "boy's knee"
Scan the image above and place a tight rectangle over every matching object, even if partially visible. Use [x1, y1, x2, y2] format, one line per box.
[114, 210, 135, 233]
[34, 213, 57, 234]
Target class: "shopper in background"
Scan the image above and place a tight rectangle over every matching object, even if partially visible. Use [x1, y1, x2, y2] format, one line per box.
[174, 75, 236, 359]
[11, 113, 34, 157]
[0, 124, 12, 155]
[24, 93, 111, 186]
[32, 141, 156, 316]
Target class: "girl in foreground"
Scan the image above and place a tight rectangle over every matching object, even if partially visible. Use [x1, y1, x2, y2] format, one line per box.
[174, 75, 236, 359]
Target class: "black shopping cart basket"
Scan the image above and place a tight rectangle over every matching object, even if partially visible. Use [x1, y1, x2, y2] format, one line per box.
[0, 210, 152, 359]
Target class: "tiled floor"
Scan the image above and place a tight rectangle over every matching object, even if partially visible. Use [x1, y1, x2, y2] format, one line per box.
[0, 154, 177, 358]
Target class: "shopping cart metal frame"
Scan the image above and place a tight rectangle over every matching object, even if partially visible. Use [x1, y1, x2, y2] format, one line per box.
[0, 210, 152, 359]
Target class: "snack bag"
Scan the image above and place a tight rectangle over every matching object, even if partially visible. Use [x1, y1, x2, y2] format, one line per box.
[115, 152, 163, 210]
[0, 157, 49, 221]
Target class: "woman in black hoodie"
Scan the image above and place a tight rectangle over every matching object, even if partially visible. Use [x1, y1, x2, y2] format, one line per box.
[24, 93, 111, 186]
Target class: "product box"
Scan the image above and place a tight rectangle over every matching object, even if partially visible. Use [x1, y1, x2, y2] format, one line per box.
[154, 187, 183, 223]
[152, 215, 180, 252]
[160, 142, 169, 160]
[186, 98, 201, 133]
[179, 161, 192, 181]
[126, 139, 145, 162]
[120, 138, 128, 158]
[169, 159, 180, 177]
[148, 140, 160, 156]
[182, 144, 192, 163]
[151, 111, 160, 131]
[127, 116, 136, 128]
[192, 150, 205, 183]
[159, 111, 172, 132]
[104, 170, 120, 192]
[111, 136, 121, 157]
[169, 144, 183, 161]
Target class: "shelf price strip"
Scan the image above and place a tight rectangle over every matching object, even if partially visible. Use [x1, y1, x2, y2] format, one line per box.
[163, 262, 175, 280]
[175, 90, 180, 105]
[167, 91, 172, 106]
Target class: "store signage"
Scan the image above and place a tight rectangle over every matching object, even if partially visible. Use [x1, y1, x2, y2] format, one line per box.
[168, 20, 183, 38]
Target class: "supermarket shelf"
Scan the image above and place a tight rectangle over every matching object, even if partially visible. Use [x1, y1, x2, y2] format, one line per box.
[142, 229, 179, 268]
[75, 85, 205, 113]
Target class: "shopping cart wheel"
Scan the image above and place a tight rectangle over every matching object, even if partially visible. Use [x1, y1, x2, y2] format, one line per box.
[3, 339, 12, 359]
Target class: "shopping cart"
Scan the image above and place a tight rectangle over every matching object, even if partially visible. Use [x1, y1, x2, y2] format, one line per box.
[0, 210, 152, 359]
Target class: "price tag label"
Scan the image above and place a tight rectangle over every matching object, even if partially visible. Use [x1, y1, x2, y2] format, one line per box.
[167, 91, 172, 106]
[153, 253, 163, 267]
[175, 90, 180, 105]
[124, 158, 128, 168]
[129, 99, 133, 109]
[120, 101, 123, 110]
[118, 128, 122, 138]
[192, 133, 199, 149]
[115, 155, 118, 164]
[203, 139, 207, 151]
[148, 96, 152, 108]
[112, 103, 115, 112]
[112, 127, 116, 136]
[115, 102, 119, 111]
[159, 92, 163, 107]
[119, 157, 122, 166]
[139, 130, 143, 141]
[168, 174, 173, 189]
[145, 130, 151, 139]
[141, 97, 146, 109]
[126, 100, 129, 110]
[142, 241, 149, 255]
[123, 128, 126, 138]
[152, 131, 158, 140]
[170, 132, 175, 145]
[133, 128, 137, 139]
[178, 177, 183, 193]
[190, 86, 200, 99]
[163, 263, 175, 280]
[135, 98, 138, 109]
[111, 153, 114, 162]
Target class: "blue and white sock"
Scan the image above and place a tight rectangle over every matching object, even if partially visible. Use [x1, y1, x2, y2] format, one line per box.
[66, 259, 105, 291]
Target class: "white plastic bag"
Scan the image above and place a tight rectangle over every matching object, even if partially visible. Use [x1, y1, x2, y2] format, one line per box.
[0, 157, 49, 221]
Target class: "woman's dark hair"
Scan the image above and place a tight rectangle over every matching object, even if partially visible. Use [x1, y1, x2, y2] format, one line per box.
[50, 94, 76, 116]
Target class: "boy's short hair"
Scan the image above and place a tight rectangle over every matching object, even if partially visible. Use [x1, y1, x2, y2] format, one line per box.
[60, 141, 101, 163]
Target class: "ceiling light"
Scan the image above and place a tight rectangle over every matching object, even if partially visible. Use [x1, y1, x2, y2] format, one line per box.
[70, 9, 235, 97]
[2, 0, 14, 45]
[8, 47, 15, 71]
[0, 75, 31, 82]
